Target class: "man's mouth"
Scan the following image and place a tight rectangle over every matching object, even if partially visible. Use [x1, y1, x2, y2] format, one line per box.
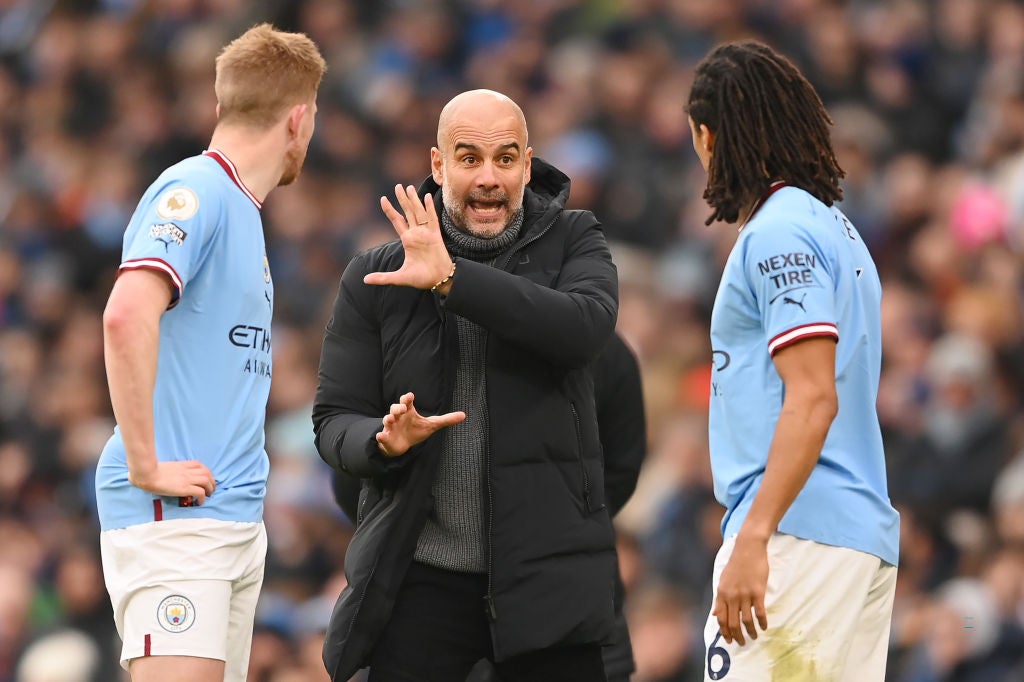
[468, 200, 505, 218]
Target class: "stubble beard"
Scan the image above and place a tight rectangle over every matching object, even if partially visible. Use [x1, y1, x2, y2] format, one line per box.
[278, 143, 306, 187]
[441, 182, 523, 238]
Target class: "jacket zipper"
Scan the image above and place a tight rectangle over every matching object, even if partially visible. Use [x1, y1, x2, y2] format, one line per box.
[484, 212, 559, 626]
[479, 210, 561, 626]
[483, 396, 497, 621]
[343, 537, 374, 660]
[344, 286, 453, 653]
[570, 401, 592, 509]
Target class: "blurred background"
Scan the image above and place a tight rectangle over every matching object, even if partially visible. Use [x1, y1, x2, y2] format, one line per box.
[1, 0, 1024, 680]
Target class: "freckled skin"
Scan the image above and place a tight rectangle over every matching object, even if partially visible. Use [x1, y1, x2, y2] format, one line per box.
[431, 90, 533, 238]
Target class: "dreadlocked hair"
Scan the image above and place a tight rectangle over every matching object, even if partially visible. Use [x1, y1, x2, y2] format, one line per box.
[686, 41, 844, 225]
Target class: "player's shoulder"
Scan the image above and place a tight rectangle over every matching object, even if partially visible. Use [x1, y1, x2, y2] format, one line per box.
[152, 154, 224, 188]
[745, 187, 837, 246]
[754, 185, 821, 224]
[142, 155, 226, 223]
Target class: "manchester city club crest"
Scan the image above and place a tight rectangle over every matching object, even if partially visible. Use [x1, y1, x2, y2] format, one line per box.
[156, 594, 196, 633]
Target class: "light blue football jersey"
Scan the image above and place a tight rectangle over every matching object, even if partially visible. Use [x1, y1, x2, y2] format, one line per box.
[95, 150, 273, 530]
[709, 184, 899, 565]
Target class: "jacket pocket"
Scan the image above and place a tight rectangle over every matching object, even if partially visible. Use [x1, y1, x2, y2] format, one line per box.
[570, 401, 605, 514]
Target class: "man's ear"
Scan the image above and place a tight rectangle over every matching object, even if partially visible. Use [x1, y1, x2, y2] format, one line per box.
[524, 147, 533, 185]
[430, 147, 443, 185]
[287, 103, 308, 138]
[215, 103, 221, 119]
[700, 123, 715, 154]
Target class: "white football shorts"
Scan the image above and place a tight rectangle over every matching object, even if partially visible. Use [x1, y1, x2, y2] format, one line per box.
[100, 518, 267, 682]
[703, 532, 897, 682]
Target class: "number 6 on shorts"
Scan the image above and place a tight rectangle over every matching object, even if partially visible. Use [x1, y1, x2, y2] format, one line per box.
[707, 631, 731, 680]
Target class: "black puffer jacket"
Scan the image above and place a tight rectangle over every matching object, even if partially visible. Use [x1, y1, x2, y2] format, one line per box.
[313, 159, 619, 681]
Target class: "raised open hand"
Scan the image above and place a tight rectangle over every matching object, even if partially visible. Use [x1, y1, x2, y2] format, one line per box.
[365, 185, 454, 290]
[376, 392, 466, 457]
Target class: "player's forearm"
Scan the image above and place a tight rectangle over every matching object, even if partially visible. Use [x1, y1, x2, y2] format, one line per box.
[104, 309, 161, 482]
[739, 391, 838, 542]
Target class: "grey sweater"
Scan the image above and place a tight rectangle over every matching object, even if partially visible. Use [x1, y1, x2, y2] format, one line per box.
[413, 208, 524, 573]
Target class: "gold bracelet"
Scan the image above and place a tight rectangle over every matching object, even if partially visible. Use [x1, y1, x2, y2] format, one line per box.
[430, 260, 456, 291]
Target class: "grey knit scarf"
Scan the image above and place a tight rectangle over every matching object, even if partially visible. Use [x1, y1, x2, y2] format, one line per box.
[413, 207, 524, 573]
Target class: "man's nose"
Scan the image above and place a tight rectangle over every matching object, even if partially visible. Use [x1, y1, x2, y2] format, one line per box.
[475, 161, 499, 188]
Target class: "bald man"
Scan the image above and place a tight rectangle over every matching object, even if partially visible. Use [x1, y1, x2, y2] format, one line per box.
[314, 90, 620, 681]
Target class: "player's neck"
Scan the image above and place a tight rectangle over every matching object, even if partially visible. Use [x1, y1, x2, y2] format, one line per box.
[738, 180, 788, 231]
[207, 128, 283, 204]
[737, 203, 754, 226]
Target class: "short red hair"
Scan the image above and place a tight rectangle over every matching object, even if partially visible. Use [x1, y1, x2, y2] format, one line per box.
[214, 23, 326, 129]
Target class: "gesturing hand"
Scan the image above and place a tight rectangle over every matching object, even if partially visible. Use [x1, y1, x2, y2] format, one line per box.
[712, 534, 770, 646]
[376, 392, 466, 457]
[365, 185, 454, 290]
[128, 460, 216, 505]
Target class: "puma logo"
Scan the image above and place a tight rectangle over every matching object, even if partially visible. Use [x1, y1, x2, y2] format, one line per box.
[155, 236, 173, 252]
[783, 293, 806, 312]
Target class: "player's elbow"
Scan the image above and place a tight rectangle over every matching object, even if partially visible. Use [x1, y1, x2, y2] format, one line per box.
[806, 387, 839, 427]
[102, 299, 132, 340]
[786, 383, 838, 429]
[102, 295, 148, 347]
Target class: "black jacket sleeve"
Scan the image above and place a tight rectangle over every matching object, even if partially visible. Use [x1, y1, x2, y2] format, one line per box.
[313, 251, 403, 479]
[444, 212, 618, 368]
[594, 332, 646, 516]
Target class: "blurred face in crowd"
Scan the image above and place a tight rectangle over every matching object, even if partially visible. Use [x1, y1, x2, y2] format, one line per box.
[279, 99, 318, 186]
[431, 90, 532, 238]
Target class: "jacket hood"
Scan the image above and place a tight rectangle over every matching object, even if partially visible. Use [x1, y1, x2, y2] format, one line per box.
[418, 157, 571, 230]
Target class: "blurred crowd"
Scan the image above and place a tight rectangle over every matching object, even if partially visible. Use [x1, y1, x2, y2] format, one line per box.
[2, 0, 1024, 680]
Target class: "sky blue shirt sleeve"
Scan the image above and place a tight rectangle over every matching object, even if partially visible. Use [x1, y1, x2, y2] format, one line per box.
[120, 181, 219, 307]
[742, 223, 839, 356]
